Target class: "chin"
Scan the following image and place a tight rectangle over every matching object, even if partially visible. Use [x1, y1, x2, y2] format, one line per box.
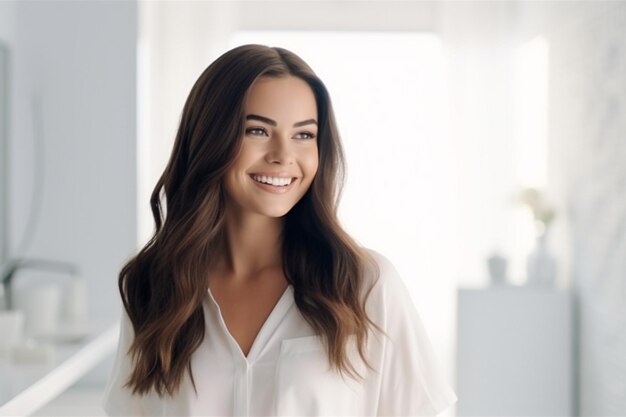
[262, 208, 292, 218]
[255, 202, 298, 218]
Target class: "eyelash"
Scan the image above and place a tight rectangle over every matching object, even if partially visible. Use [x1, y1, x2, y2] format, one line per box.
[246, 127, 316, 140]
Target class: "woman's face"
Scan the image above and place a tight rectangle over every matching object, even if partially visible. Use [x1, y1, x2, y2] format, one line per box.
[224, 75, 319, 218]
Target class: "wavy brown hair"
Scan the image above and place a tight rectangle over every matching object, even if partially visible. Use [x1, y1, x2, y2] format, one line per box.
[119, 44, 381, 397]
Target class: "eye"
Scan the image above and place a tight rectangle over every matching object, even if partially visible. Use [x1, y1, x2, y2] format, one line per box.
[246, 127, 268, 137]
[294, 131, 316, 140]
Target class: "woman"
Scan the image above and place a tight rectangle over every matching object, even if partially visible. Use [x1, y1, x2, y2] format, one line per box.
[102, 44, 457, 416]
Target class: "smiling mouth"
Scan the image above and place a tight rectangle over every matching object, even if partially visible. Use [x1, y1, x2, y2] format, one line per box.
[249, 174, 296, 187]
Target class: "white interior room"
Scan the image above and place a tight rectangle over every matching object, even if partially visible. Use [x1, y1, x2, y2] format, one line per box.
[0, 1, 625, 416]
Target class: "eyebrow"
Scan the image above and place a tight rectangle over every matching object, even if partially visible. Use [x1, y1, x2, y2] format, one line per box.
[246, 114, 318, 128]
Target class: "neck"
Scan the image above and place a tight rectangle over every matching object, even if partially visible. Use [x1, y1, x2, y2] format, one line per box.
[217, 210, 284, 280]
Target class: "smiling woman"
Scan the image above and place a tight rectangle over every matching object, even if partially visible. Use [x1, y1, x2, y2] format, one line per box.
[224, 76, 319, 219]
[102, 44, 457, 416]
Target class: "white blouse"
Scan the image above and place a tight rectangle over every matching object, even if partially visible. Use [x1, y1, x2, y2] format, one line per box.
[102, 249, 458, 416]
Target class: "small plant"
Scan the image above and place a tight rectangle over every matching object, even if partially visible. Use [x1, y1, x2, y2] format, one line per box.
[516, 187, 556, 233]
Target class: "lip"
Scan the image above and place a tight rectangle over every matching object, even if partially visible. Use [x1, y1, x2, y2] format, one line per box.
[249, 172, 297, 178]
[249, 174, 298, 194]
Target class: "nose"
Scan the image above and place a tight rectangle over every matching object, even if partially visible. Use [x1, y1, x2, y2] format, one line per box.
[265, 134, 295, 165]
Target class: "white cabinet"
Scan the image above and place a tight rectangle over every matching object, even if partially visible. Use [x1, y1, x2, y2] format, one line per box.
[456, 287, 574, 416]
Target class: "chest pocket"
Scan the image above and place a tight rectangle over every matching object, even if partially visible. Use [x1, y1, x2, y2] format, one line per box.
[275, 335, 368, 416]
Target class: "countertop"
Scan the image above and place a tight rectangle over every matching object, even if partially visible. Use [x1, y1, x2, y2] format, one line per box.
[0, 321, 119, 416]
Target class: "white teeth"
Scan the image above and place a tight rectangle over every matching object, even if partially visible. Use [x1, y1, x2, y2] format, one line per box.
[252, 175, 293, 186]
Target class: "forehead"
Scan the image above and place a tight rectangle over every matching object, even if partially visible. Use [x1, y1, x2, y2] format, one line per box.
[245, 76, 317, 121]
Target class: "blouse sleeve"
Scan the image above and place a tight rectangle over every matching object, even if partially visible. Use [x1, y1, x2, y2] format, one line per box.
[370, 251, 458, 416]
[101, 307, 146, 416]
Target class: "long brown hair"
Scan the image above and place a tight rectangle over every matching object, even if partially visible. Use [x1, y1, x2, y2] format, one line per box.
[119, 44, 380, 397]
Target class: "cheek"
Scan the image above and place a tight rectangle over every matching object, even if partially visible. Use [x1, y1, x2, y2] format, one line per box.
[223, 172, 239, 200]
[303, 146, 319, 178]
[224, 160, 247, 196]
[232, 144, 255, 167]
[226, 147, 254, 184]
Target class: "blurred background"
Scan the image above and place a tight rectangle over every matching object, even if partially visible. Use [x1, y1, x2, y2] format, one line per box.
[0, 0, 625, 416]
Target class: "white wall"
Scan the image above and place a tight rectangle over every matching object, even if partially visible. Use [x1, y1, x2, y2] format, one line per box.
[438, 1, 524, 286]
[7, 1, 137, 389]
[0, 0, 16, 269]
[516, 2, 626, 415]
[10, 0, 137, 321]
[0, 2, 16, 45]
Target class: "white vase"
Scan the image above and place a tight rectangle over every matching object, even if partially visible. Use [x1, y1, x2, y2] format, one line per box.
[487, 253, 509, 286]
[526, 231, 557, 288]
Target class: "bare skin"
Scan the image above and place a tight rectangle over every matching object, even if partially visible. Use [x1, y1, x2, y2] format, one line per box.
[209, 218, 288, 357]
[209, 75, 319, 357]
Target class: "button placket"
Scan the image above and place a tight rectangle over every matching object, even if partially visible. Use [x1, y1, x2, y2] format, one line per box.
[233, 358, 250, 416]
[206, 286, 295, 415]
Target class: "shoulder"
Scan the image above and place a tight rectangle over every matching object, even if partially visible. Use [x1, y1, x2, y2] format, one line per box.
[359, 247, 409, 311]
[360, 247, 405, 292]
